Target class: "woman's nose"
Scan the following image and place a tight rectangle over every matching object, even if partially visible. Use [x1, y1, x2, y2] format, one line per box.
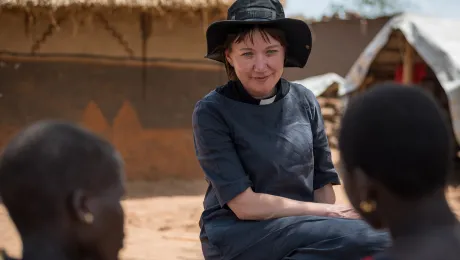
[253, 55, 267, 72]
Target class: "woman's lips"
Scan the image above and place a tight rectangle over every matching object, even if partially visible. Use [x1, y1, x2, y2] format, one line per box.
[252, 75, 270, 82]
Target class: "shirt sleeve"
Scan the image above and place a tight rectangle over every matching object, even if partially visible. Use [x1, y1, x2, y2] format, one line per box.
[307, 91, 341, 190]
[192, 100, 253, 207]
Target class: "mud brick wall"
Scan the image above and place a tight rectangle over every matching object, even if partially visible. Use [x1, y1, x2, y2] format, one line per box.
[0, 60, 227, 180]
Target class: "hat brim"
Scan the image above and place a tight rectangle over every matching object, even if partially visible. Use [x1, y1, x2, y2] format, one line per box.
[205, 18, 312, 68]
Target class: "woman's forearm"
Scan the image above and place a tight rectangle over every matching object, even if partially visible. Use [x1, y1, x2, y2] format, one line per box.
[228, 188, 330, 220]
[314, 184, 336, 204]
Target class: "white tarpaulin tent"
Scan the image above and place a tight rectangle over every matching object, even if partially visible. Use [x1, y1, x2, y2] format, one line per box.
[344, 13, 460, 145]
[294, 73, 346, 97]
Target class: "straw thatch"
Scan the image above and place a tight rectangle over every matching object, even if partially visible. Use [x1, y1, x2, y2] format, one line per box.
[0, 0, 236, 9]
[0, 0, 240, 29]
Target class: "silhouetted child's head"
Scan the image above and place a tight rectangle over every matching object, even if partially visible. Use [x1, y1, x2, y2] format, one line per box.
[339, 83, 453, 229]
[0, 120, 125, 260]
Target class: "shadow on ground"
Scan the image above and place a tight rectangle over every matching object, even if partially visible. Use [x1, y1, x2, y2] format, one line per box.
[123, 179, 208, 200]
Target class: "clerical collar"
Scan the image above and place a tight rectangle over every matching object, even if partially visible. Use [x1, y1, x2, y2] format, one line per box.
[215, 79, 290, 105]
[259, 95, 277, 105]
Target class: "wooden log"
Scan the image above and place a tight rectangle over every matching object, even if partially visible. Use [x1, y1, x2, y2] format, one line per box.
[321, 107, 335, 121]
[324, 121, 334, 137]
[317, 97, 327, 108]
[328, 136, 338, 148]
[325, 98, 342, 109]
[356, 75, 375, 92]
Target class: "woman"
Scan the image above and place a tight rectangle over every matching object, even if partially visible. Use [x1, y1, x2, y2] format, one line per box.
[192, 0, 390, 259]
[0, 120, 125, 260]
[339, 84, 460, 260]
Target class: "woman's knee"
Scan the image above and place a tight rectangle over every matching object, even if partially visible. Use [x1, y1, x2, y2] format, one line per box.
[292, 217, 390, 251]
[329, 219, 391, 253]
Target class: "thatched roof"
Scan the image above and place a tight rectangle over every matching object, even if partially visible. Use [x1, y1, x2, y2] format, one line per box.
[0, 0, 236, 9]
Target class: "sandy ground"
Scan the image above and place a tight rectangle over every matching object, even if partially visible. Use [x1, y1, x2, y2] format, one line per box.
[1, 151, 460, 260]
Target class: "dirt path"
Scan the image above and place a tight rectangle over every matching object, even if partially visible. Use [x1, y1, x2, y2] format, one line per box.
[0, 180, 207, 260]
[1, 151, 460, 259]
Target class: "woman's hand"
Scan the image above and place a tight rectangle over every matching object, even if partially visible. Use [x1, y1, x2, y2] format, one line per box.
[325, 204, 361, 219]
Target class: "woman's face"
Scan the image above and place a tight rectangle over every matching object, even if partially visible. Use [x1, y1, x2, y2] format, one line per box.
[225, 29, 285, 98]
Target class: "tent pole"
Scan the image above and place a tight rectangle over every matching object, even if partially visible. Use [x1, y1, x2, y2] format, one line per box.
[402, 39, 414, 85]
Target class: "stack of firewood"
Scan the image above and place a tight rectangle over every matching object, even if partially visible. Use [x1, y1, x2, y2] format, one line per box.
[317, 96, 343, 149]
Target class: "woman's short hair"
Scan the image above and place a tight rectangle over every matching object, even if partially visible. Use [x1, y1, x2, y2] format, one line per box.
[222, 25, 287, 80]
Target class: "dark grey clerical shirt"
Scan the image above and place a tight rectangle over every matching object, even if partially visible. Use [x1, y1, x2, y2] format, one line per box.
[192, 78, 341, 259]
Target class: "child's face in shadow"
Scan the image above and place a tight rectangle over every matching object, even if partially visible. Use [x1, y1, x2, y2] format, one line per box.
[341, 165, 385, 230]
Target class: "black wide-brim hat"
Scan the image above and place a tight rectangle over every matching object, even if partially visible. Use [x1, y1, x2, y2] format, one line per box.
[205, 0, 312, 68]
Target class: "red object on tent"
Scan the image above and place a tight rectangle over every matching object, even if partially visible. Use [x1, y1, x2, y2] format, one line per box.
[394, 62, 427, 84]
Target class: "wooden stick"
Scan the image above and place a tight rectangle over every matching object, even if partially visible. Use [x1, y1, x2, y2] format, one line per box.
[24, 7, 33, 39]
[166, 15, 174, 30]
[85, 12, 93, 32]
[49, 10, 60, 31]
[70, 12, 79, 37]
[402, 39, 414, 85]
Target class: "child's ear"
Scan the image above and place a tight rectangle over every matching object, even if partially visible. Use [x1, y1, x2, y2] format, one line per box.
[354, 168, 375, 203]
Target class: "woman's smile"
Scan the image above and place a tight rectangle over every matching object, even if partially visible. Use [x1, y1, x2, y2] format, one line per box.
[252, 74, 271, 82]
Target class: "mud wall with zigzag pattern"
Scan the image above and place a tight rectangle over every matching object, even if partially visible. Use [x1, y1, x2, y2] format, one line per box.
[0, 61, 226, 180]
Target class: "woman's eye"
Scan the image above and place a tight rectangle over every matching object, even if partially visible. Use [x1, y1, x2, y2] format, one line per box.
[267, 50, 278, 54]
[242, 52, 253, 57]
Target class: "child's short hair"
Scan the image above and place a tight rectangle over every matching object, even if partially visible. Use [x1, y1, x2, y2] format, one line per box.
[0, 120, 123, 234]
[339, 83, 453, 199]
